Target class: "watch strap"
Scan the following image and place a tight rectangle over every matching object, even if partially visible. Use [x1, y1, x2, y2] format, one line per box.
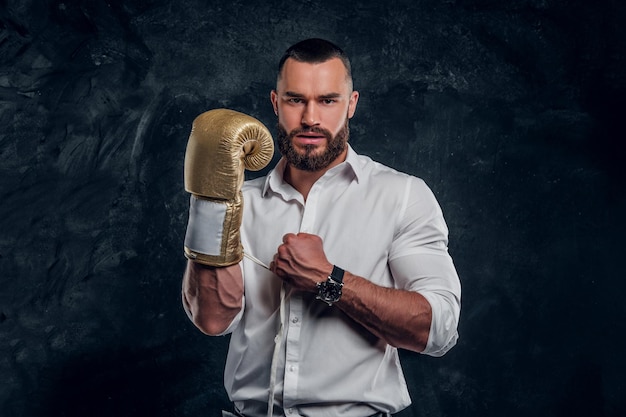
[329, 265, 344, 284]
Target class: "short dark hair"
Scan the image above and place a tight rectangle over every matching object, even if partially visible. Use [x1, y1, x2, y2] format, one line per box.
[277, 38, 352, 83]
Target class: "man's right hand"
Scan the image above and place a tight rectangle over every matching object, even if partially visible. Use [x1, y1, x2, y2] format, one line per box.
[183, 108, 273, 267]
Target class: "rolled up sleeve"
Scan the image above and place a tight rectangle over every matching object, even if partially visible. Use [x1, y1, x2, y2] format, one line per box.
[389, 177, 461, 356]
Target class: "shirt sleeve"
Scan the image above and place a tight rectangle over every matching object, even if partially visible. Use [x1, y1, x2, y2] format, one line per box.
[388, 176, 461, 357]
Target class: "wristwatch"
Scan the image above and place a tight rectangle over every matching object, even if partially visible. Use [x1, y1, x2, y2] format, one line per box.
[316, 265, 344, 306]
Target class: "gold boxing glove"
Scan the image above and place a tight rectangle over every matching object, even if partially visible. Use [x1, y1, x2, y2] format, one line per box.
[183, 109, 274, 266]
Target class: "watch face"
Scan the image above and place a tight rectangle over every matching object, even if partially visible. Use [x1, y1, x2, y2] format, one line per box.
[317, 280, 343, 305]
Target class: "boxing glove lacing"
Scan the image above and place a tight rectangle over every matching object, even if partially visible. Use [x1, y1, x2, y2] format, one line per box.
[243, 252, 285, 417]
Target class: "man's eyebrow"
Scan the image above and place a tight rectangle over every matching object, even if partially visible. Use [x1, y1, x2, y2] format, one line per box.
[283, 91, 343, 99]
[319, 93, 342, 99]
[284, 91, 305, 97]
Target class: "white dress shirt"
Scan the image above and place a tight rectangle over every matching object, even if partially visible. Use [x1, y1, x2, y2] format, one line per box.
[221, 146, 461, 417]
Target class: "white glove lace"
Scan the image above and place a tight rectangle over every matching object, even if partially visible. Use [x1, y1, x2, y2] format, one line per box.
[242, 251, 285, 417]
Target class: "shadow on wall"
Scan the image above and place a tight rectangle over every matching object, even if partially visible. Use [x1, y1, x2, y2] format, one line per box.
[553, 357, 611, 417]
[23, 343, 229, 417]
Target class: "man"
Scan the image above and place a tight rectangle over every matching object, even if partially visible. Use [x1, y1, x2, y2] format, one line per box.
[182, 38, 461, 417]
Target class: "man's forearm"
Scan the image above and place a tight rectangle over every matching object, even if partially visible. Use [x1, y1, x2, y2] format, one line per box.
[336, 272, 432, 353]
[182, 260, 244, 335]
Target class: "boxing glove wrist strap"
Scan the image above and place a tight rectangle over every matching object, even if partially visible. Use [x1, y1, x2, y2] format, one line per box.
[184, 195, 243, 266]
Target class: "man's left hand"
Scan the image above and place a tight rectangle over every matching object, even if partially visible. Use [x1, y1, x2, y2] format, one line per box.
[270, 233, 333, 292]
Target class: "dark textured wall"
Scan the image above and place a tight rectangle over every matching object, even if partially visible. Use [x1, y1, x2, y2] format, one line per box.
[1, 0, 625, 416]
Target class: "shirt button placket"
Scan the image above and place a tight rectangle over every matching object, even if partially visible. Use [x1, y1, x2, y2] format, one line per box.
[283, 294, 302, 406]
[283, 177, 318, 410]
[299, 181, 320, 234]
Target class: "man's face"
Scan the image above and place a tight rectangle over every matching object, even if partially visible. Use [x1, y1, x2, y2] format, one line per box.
[271, 57, 359, 171]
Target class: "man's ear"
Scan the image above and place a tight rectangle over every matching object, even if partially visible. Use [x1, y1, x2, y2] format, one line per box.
[348, 90, 359, 118]
[270, 90, 278, 115]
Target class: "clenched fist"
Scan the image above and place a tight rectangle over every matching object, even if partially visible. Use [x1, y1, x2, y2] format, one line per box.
[270, 233, 334, 292]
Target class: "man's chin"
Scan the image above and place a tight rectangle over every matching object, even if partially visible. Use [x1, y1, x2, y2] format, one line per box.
[294, 143, 325, 156]
[305, 143, 325, 153]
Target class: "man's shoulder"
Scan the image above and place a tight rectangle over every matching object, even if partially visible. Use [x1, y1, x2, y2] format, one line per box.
[351, 153, 438, 208]
[355, 152, 423, 186]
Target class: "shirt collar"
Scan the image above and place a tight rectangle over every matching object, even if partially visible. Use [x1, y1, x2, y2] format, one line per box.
[262, 144, 362, 197]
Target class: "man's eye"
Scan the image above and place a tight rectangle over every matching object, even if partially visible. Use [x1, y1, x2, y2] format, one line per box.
[289, 98, 303, 104]
[322, 99, 336, 104]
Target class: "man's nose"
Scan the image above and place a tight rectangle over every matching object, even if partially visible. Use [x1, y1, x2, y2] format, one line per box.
[301, 102, 320, 127]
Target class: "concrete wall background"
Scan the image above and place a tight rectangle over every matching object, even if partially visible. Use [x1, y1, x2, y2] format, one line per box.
[1, 0, 624, 416]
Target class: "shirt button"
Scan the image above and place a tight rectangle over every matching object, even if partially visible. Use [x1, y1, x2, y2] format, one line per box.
[292, 317, 299, 324]
[289, 365, 296, 372]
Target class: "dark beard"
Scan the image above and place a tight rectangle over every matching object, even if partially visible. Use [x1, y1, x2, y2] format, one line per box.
[276, 119, 350, 172]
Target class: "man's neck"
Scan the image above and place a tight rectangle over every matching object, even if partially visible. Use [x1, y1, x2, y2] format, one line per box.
[283, 150, 347, 201]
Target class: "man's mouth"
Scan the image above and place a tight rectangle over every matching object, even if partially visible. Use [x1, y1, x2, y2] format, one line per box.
[294, 130, 327, 144]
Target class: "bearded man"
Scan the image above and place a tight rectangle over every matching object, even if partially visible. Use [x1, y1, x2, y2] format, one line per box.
[182, 38, 461, 417]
